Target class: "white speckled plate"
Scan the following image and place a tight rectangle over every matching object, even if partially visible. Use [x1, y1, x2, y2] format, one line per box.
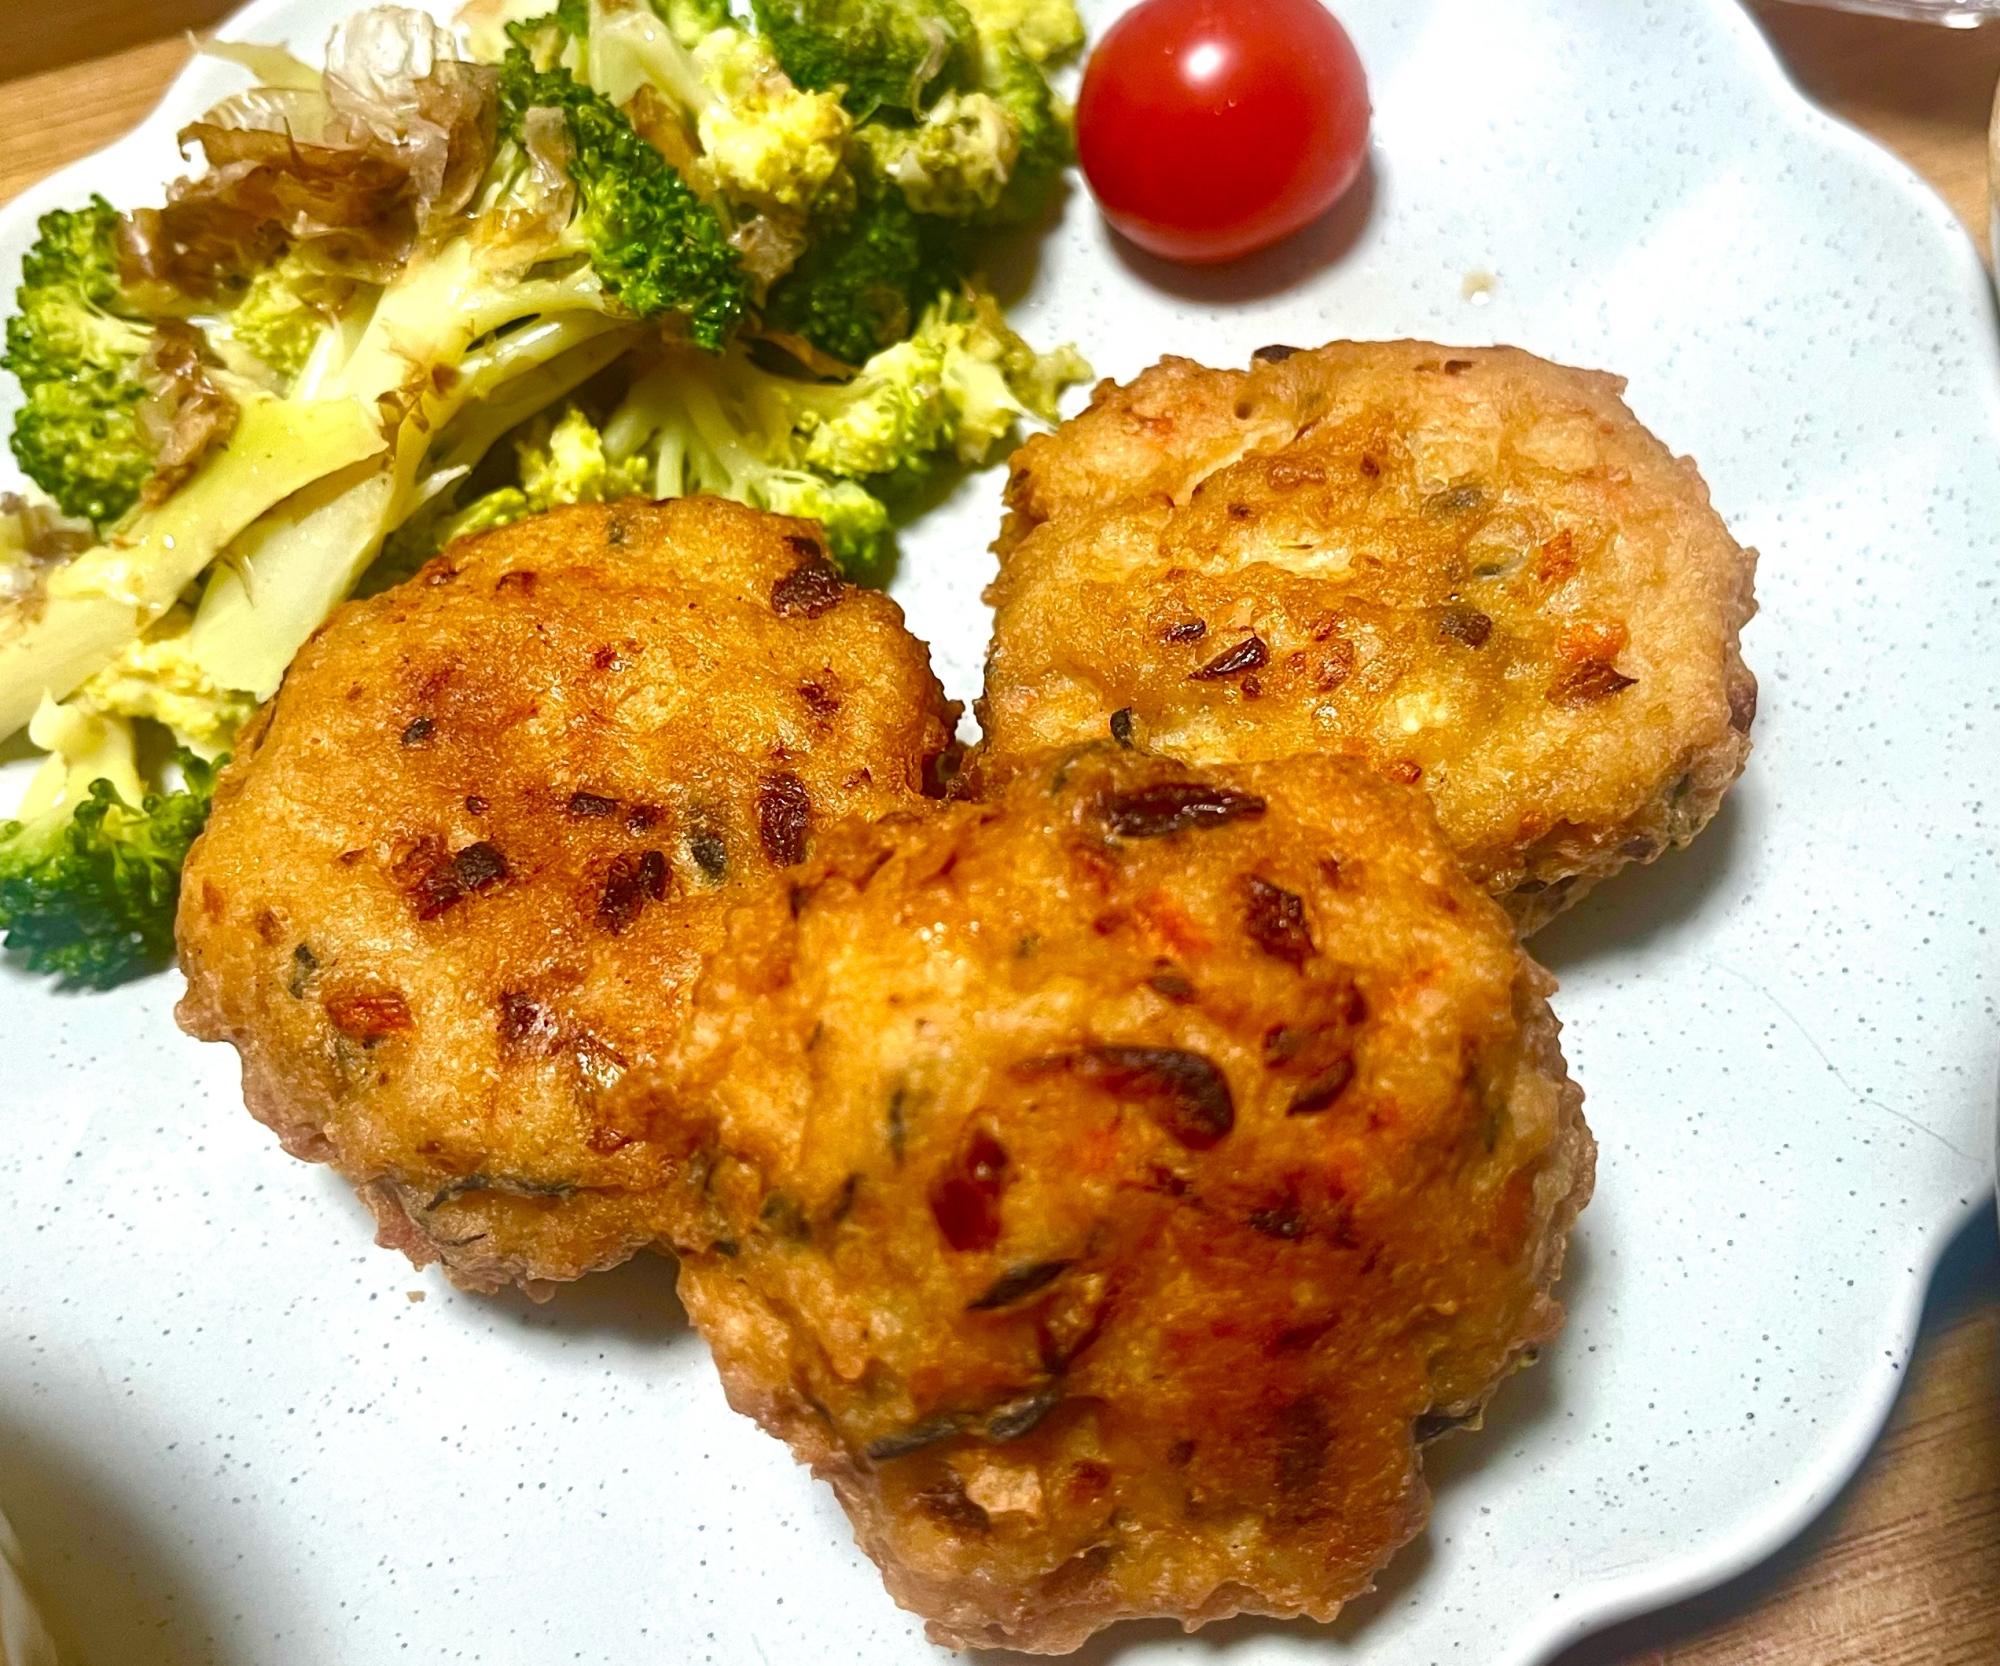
[2, 2, 1996, 1661]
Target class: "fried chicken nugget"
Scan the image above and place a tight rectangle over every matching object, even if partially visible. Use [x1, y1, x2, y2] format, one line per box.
[624, 745, 1593, 1652]
[176, 499, 958, 1292]
[980, 342, 1758, 930]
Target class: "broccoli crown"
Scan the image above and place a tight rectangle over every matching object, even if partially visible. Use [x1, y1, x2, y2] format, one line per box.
[594, 276, 1083, 581]
[778, 284, 1086, 480]
[694, 30, 853, 215]
[756, 472, 894, 582]
[961, 0, 1085, 65]
[228, 253, 350, 385]
[855, 90, 1019, 219]
[751, 0, 976, 116]
[658, 0, 733, 46]
[0, 751, 221, 986]
[2, 196, 158, 526]
[762, 170, 961, 366]
[851, 33, 1069, 225]
[433, 403, 652, 550]
[497, 43, 750, 349]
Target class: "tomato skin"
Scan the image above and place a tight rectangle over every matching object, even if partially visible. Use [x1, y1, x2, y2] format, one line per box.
[1076, 0, 1371, 265]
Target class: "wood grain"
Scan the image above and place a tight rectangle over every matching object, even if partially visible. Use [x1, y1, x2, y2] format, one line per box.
[0, 0, 233, 85]
[0, 9, 1994, 1666]
[0, 38, 193, 207]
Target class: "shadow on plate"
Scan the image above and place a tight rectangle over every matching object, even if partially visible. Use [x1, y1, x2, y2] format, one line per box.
[974, 176, 1078, 307]
[306, 1167, 694, 1345]
[0, 1416, 269, 1666]
[481, 1244, 694, 1346]
[1418, 1227, 1594, 1494]
[1531, 794, 1747, 977]
[970, 1237, 1595, 1666]
[1104, 156, 1379, 308]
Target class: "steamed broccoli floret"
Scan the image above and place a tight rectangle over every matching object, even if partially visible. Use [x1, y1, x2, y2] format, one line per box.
[960, 286, 1092, 425]
[960, 0, 1084, 65]
[850, 15, 1072, 226]
[414, 382, 893, 579]
[227, 253, 354, 387]
[856, 91, 1018, 219]
[585, 282, 1086, 579]
[789, 285, 1087, 473]
[2, 197, 159, 527]
[522, 402, 653, 502]
[0, 700, 221, 986]
[755, 475, 895, 578]
[762, 169, 960, 365]
[658, 0, 733, 46]
[497, 43, 750, 348]
[693, 30, 852, 214]
[434, 380, 896, 580]
[751, 0, 976, 116]
[572, 5, 850, 241]
[435, 403, 653, 545]
[74, 606, 257, 757]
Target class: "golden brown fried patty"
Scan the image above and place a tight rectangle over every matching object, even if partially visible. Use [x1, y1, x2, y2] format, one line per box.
[624, 746, 1593, 1652]
[980, 341, 1758, 930]
[176, 498, 958, 1292]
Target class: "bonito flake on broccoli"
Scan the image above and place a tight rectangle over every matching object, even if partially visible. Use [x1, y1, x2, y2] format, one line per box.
[3, 197, 259, 529]
[0, 0, 1087, 985]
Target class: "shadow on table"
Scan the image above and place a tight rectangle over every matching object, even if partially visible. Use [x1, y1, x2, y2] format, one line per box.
[1746, 0, 2000, 138]
[1548, 1202, 2000, 1664]
[0, 1416, 265, 1666]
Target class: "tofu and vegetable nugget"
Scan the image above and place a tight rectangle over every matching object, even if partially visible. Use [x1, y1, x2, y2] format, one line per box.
[175, 498, 957, 1292]
[980, 341, 1759, 930]
[623, 745, 1593, 1652]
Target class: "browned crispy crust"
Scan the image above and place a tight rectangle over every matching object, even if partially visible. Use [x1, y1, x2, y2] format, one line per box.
[980, 342, 1758, 931]
[175, 498, 958, 1292]
[623, 746, 1594, 1652]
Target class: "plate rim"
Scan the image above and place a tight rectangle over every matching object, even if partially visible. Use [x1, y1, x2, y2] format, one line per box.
[1515, 6, 2000, 1652]
[0, 2, 1994, 1662]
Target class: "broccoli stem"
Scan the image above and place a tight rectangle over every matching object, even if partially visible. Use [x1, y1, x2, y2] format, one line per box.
[187, 463, 397, 701]
[320, 242, 614, 416]
[0, 396, 386, 740]
[18, 697, 144, 821]
[177, 244, 638, 699]
[585, 0, 716, 112]
[426, 328, 643, 484]
[191, 322, 642, 700]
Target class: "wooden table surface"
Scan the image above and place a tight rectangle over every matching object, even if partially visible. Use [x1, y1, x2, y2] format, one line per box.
[0, 3, 1993, 1662]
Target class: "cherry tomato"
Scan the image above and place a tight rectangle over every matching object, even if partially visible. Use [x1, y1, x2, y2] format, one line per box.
[1076, 0, 1371, 265]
